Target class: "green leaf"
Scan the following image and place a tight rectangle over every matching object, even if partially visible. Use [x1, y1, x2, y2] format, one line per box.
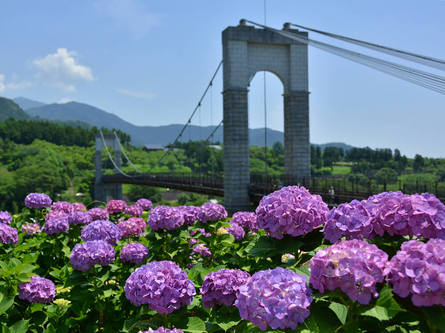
[0, 295, 14, 315]
[184, 317, 206, 333]
[360, 286, 404, 321]
[328, 302, 348, 325]
[9, 319, 29, 333]
[361, 305, 392, 321]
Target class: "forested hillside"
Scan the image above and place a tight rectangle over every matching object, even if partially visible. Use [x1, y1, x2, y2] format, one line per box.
[0, 97, 30, 121]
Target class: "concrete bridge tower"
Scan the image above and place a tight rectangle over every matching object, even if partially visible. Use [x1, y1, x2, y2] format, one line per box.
[222, 21, 310, 213]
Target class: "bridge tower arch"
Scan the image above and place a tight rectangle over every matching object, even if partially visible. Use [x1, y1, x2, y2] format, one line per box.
[222, 21, 310, 213]
[94, 133, 123, 203]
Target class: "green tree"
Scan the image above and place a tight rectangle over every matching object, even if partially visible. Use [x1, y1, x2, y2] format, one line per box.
[413, 154, 425, 171]
[375, 167, 398, 190]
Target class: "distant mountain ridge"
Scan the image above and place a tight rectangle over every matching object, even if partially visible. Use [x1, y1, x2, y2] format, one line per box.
[0, 97, 30, 121]
[13, 97, 46, 110]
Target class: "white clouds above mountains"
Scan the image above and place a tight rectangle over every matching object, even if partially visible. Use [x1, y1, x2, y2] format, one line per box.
[33, 48, 94, 92]
[116, 88, 156, 100]
[0, 74, 32, 93]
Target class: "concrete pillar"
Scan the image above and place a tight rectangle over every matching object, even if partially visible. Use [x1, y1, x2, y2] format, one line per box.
[223, 88, 250, 213]
[283, 91, 311, 186]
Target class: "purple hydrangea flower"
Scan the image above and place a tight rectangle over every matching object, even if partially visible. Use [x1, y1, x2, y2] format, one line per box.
[18, 276, 55, 304]
[81, 220, 122, 245]
[44, 218, 69, 235]
[189, 228, 211, 238]
[106, 200, 127, 214]
[138, 328, 183, 333]
[21, 223, 42, 235]
[192, 244, 211, 257]
[87, 208, 109, 221]
[51, 201, 74, 214]
[385, 239, 445, 306]
[124, 260, 196, 313]
[188, 238, 197, 245]
[24, 193, 52, 209]
[0, 211, 12, 224]
[201, 269, 250, 308]
[178, 206, 201, 225]
[136, 198, 153, 211]
[124, 205, 143, 217]
[235, 267, 312, 331]
[231, 212, 258, 232]
[120, 242, 149, 265]
[70, 240, 115, 271]
[148, 206, 184, 230]
[223, 223, 245, 241]
[117, 217, 146, 238]
[310, 239, 388, 304]
[323, 200, 374, 243]
[45, 209, 68, 222]
[256, 186, 329, 239]
[68, 211, 92, 225]
[199, 202, 228, 223]
[72, 202, 87, 211]
[0, 223, 18, 244]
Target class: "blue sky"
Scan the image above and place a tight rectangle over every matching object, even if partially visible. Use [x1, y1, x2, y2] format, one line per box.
[0, 0, 444, 157]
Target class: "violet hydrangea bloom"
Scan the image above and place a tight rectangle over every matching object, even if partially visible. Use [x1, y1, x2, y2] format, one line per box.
[192, 244, 211, 257]
[256, 186, 329, 239]
[124, 205, 143, 217]
[44, 218, 69, 235]
[223, 223, 245, 241]
[106, 200, 127, 214]
[45, 209, 68, 222]
[385, 238, 445, 306]
[18, 276, 55, 304]
[87, 208, 109, 221]
[310, 239, 388, 304]
[148, 206, 184, 230]
[21, 223, 42, 235]
[68, 211, 92, 225]
[81, 220, 122, 245]
[124, 260, 196, 314]
[201, 269, 250, 308]
[117, 217, 146, 238]
[199, 202, 228, 223]
[0, 211, 12, 224]
[72, 202, 86, 211]
[136, 198, 152, 211]
[235, 267, 312, 331]
[231, 212, 258, 232]
[24, 193, 52, 209]
[179, 206, 201, 225]
[120, 242, 149, 265]
[70, 240, 115, 271]
[0, 223, 18, 244]
[138, 328, 183, 333]
[51, 201, 74, 214]
[189, 228, 211, 238]
[323, 200, 374, 243]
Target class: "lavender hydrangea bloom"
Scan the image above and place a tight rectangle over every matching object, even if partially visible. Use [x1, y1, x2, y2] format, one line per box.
[87, 208, 109, 221]
[44, 218, 69, 235]
[199, 202, 228, 223]
[201, 269, 250, 308]
[124, 260, 196, 314]
[25, 193, 52, 209]
[106, 200, 127, 214]
[21, 223, 42, 235]
[189, 228, 211, 238]
[136, 198, 152, 211]
[138, 328, 183, 333]
[223, 223, 245, 241]
[81, 220, 122, 245]
[124, 205, 143, 217]
[231, 212, 258, 232]
[0, 223, 18, 244]
[178, 206, 201, 225]
[192, 244, 211, 257]
[235, 267, 312, 331]
[18, 276, 55, 304]
[256, 186, 329, 239]
[70, 240, 115, 271]
[117, 217, 146, 238]
[72, 202, 86, 211]
[120, 242, 149, 264]
[0, 211, 12, 224]
[148, 206, 184, 230]
[310, 239, 388, 304]
[385, 239, 445, 306]
[51, 201, 74, 214]
[323, 200, 374, 243]
[68, 211, 92, 225]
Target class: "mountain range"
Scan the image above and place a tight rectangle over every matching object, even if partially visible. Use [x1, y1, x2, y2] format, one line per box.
[7, 96, 353, 150]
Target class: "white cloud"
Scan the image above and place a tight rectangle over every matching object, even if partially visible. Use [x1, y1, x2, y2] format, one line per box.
[116, 88, 156, 100]
[33, 48, 94, 91]
[0, 74, 32, 93]
[95, 0, 159, 39]
[57, 98, 73, 104]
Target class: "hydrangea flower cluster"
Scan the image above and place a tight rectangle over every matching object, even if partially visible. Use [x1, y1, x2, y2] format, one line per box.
[136, 198, 152, 211]
[310, 239, 388, 304]
[231, 212, 258, 232]
[124, 260, 196, 314]
[223, 223, 245, 241]
[189, 228, 211, 238]
[0, 211, 12, 224]
[323, 200, 374, 243]
[87, 208, 109, 221]
[120, 242, 149, 265]
[45, 210, 68, 222]
[124, 205, 143, 217]
[51, 201, 73, 214]
[81, 220, 122, 245]
[148, 206, 184, 230]
[235, 267, 312, 331]
[138, 328, 183, 333]
[0, 223, 18, 244]
[44, 218, 69, 235]
[68, 211, 92, 225]
[18, 276, 55, 304]
[192, 244, 211, 257]
[199, 202, 228, 223]
[201, 269, 250, 308]
[70, 240, 115, 271]
[72, 202, 86, 211]
[256, 186, 329, 239]
[178, 206, 201, 225]
[106, 200, 127, 214]
[21, 223, 42, 235]
[385, 239, 445, 306]
[117, 217, 146, 238]
[24, 193, 52, 209]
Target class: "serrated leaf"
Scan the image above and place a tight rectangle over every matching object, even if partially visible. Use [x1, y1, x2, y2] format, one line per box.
[0, 295, 14, 314]
[184, 317, 206, 333]
[361, 305, 392, 321]
[328, 302, 348, 325]
[9, 319, 29, 333]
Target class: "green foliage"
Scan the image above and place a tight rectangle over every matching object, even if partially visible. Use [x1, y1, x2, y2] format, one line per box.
[0, 97, 29, 121]
[375, 168, 399, 186]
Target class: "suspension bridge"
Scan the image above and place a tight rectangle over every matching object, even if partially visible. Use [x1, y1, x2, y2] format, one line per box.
[94, 20, 445, 213]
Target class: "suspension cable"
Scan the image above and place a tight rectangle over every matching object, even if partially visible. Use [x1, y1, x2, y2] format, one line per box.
[113, 131, 143, 174]
[205, 119, 223, 142]
[99, 129, 132, 178]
